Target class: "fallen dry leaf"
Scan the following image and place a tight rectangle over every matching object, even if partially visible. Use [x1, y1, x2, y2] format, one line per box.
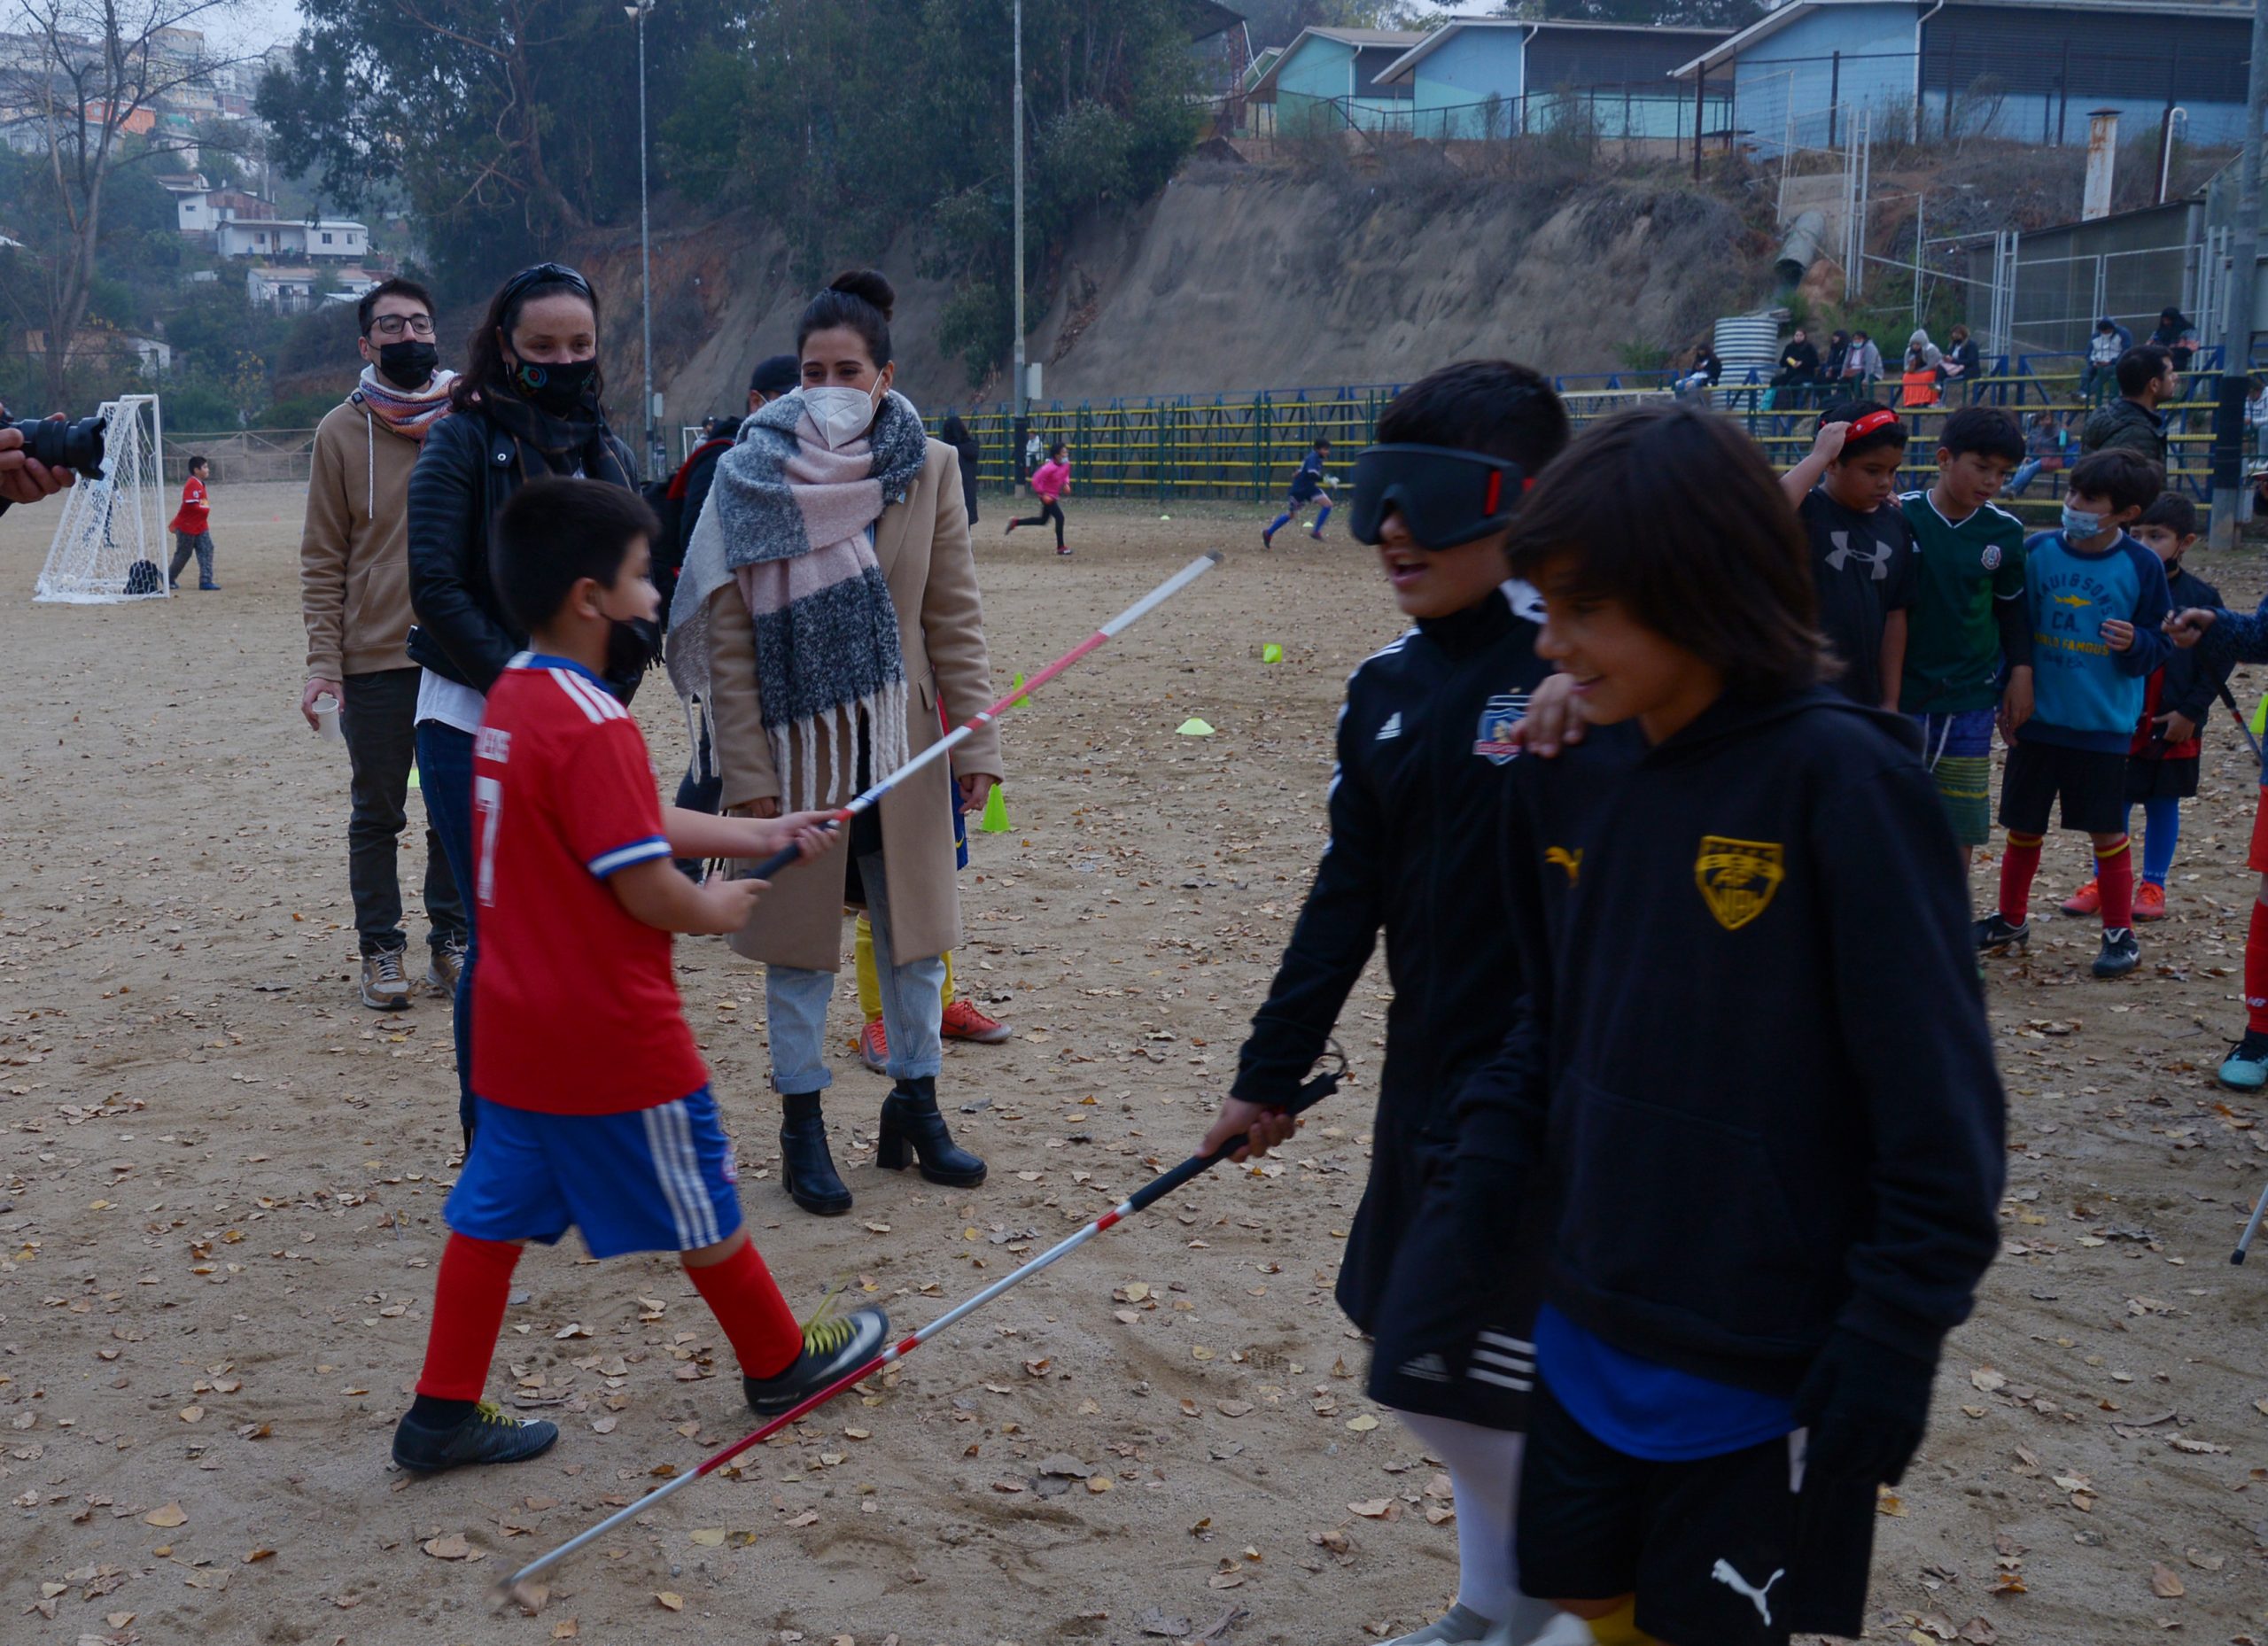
[689, 1528, 726, 1547]
[552, 1622, 579, 1639]
[1086, 1475, 1115, 1494]
[2150, 1562, 2185, 1600]
[656, 1591, 685, 1611]
[143, 1502, 187, 1528]
[242, 1547, 275, 1563]
[1969, 1368, 2007, 1394]
[422, 1533, 477, 1561]
[1348, 1499, 1392, 1518]
[176, 1405, 205, 1424]
[1346, 1414, 1379, 1432]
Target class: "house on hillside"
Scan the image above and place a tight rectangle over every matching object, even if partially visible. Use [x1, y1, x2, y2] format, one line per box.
[1246, 26, 1424, 137]
[1670, 0, 2256, 156]
[1371, 18, 1732, 142]
[175, 186, 271, 241]
[215, 218, 369, 260]
[245, 264, 378, 314]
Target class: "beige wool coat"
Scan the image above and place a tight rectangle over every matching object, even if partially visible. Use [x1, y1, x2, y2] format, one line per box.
[707, 437, 1001, 972]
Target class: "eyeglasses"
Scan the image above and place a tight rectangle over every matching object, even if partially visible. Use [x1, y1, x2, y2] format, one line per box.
[369, 314, 436, 339]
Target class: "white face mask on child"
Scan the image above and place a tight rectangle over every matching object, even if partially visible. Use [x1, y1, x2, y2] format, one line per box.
[802, 384, 883, 451]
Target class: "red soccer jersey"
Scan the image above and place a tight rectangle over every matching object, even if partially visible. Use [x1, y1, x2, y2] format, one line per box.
[470, 654, 706, 1114]
[169, 475, 208, 534]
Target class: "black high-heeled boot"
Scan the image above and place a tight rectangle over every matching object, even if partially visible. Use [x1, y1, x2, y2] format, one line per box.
[876, 1075, 986, 1187]
[779, 1092, 851, 1215]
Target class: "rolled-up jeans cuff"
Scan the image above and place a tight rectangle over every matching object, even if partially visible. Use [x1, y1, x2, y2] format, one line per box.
[764, 963, 836, 1095]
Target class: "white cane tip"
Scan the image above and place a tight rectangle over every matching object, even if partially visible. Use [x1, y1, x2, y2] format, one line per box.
[1202, 549, 1225, 564]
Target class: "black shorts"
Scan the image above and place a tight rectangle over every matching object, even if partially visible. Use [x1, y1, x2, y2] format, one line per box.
[1516, 1382, 1877, 1644]
[1999, 739, 2129, 835]
[2126, 752, 2199, 802]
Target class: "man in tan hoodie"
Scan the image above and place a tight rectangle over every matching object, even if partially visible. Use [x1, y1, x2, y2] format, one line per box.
[299, 276, 468, 1011]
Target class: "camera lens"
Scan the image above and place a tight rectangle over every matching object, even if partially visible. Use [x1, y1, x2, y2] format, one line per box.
[8, 415, 108, 478]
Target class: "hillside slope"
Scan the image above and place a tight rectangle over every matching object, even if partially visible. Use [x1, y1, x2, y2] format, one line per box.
[579, 156, 1770, 426]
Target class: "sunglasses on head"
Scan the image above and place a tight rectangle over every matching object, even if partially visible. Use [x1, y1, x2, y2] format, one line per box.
[1347, 444, 1531, 549]
[499, 260, 594, 310]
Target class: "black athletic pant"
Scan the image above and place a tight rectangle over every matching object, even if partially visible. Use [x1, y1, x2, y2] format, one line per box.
[1012, 500, 1065, 547]
[341, 668, 468, 956]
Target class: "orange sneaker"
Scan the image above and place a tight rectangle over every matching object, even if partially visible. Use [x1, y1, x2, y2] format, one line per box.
[857, 1017, 889, 1073]
[2133, 881, 2168, 922]
[2059, 879, 2100, 917]
[940, 998, 1013, 1044]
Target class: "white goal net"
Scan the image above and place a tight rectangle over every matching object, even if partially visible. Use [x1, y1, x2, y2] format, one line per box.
[34, 395, 168, 603]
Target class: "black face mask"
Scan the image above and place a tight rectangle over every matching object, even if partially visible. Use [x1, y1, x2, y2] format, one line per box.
[608, 615, 662, 680]
[376, 338, 439, 391]
[510, 356, 598, 416]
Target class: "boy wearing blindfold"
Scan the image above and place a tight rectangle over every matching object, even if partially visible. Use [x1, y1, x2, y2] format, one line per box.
[1202, 361, 1584, 1646]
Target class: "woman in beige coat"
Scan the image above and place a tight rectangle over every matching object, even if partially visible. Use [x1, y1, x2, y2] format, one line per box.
[668, 271, 1000, 1216]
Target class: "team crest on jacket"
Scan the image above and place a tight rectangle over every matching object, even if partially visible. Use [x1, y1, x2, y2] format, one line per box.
[1694, 836, 1784, 930]
[1473, 694, 1529, 765]
[1980, 544, 2002, 571]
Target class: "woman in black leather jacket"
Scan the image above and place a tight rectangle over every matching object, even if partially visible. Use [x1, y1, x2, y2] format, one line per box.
[407, 261, 641, 1148]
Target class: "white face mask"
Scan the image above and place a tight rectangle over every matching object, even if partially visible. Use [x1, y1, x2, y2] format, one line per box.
[803, 384, 883, 451]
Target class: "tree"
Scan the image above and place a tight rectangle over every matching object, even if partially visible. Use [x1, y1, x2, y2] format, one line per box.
[0, 0, 254, 406]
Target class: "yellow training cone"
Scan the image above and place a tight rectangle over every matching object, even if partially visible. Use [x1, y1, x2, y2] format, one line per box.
[1262, 643, 1285, 664]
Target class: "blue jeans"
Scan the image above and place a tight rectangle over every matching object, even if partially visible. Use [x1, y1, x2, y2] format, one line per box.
[416, 720, 478, 1137]
[764, 848, 945, 1094]
[2007, 458, 2047, 496]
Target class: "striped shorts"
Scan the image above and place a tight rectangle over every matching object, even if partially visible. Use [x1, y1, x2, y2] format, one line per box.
[445, 1089, 742, 1258]
[1911, 709, 1997, 847]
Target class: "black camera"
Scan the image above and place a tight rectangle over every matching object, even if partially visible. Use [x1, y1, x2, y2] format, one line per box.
[5, 415, 107, 478]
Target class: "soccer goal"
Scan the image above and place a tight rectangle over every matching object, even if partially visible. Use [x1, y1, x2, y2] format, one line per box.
[34, 394, 168, 603]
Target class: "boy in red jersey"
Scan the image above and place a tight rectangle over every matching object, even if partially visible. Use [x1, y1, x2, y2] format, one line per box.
[391, 477, 884, 1472]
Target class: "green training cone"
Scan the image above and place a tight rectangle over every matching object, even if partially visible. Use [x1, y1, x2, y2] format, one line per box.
[1177, 717, 1216, 737]
[1262, 642, 1285, 664]
[1011, 670, 1031, 706]
[978, 783, 1012, 833]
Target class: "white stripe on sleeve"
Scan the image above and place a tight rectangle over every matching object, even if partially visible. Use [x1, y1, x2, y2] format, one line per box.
[588, 836, 671, 878]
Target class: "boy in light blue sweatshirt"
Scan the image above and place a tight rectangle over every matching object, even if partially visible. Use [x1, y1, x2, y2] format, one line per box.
[1976, 447, 2168, 979]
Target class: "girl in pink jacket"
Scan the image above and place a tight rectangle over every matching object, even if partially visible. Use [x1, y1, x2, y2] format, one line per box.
[1006, 441, 1071, 555]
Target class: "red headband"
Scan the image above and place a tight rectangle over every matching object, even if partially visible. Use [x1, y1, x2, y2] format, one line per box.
[1847, 408, 1902, 439]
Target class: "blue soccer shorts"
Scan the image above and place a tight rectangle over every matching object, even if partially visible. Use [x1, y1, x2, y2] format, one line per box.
[446, 1088, 742, 1259]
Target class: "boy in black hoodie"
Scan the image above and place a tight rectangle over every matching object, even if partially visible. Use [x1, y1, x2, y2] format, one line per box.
[1203, 361, 1573, 1646]
[1377, 404, 2005, 1645]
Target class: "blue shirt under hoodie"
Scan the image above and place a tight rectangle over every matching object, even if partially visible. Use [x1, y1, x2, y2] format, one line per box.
[2020, 529, 2171, 752]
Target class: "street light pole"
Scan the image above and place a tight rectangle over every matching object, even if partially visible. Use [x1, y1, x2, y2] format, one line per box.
[627, 0, 660, 479]
[2207, 0, 2266, 549]
[1012, 0, 1027, 494]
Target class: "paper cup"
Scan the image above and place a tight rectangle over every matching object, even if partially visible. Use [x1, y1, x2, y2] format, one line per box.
[312, 695, 343, 742]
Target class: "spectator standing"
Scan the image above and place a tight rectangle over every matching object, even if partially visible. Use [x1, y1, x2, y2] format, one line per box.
[408, 260, 642, 1151]
[2245, 377, 2268, 460]
[939, 414, 983, 526]
[299, 276, 469, 1013]
[167, 456, 218, 589]
[2080, 345, 2175, 468]
[2081, 317, 2130, 404]
[2149, 306, 2198, 374]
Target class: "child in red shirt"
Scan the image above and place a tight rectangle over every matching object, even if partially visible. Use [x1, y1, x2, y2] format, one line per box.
[167, 455, 218, 589]
[391, 477, 882, 1473]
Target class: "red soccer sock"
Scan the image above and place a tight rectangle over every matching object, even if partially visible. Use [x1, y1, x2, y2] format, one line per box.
[686, 1239, 803, 1380]
[2094, 836, 2134, 930]
[414, 1233, 522, 1401]
[2248, 901, 2268, 1037]
[1998, 833, 2045, 926]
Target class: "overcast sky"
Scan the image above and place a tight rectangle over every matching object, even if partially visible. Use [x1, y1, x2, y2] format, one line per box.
[204, 0, 302, 55]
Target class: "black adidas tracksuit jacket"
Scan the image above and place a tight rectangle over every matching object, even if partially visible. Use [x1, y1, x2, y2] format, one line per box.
[1378, 690, 2006, 1399]
[1232, 586, 1551, 1414]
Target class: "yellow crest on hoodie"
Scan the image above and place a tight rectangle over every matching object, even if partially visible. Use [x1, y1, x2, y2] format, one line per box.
[1694, 836, 1783, 931]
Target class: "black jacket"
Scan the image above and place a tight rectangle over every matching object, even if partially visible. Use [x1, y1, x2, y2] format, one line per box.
[1231, 587, 1550, 1333]
[1776, 338, 1819, 381]
[2136, 563, 2231, 754]
[2080, 396, 2168, 466]
[1386, 691, 2005, 1397]
[406, 404, 642, 700]
[940, 418, 982, 524]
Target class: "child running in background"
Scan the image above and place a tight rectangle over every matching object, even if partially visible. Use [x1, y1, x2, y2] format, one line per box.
[1378, 402, 2004, 1646]
[1203, 361, 1580, 1646]
[2060, 493, 2226, 927]
[390, 477, 883, 1472]
[1975, 448, 2168, 980]
[1006, 441, 1071, 554]
[1899, 407, 2031, 880]
[167, 454, 219, 590]
[1779, 402, 1915, 708]
[1264, 436, 1335, 545]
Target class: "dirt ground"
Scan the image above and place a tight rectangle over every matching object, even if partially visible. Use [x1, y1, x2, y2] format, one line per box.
[3, 485, 2265, 1646]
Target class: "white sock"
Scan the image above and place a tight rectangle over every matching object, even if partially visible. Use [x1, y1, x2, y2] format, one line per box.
[1394, 1408, 1559, 1638]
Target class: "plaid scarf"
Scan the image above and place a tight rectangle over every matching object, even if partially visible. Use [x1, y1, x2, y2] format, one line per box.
[668, 388, 930, 808]
[351, 364, 457, 442]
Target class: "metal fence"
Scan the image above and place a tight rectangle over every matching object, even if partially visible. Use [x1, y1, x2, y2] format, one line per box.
[1254, 86, 1729, 163]
[161, 429, 321, 486]
[933, 355, 2234, 524]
